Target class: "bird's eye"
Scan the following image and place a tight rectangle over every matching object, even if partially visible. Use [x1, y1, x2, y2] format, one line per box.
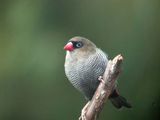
[75, 42, 83, 48]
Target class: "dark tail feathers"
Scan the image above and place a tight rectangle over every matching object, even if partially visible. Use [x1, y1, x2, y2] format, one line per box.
[109, 90, 132, 109]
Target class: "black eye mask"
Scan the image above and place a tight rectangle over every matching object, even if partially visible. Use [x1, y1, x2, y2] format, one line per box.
[72, 41, 83, 49]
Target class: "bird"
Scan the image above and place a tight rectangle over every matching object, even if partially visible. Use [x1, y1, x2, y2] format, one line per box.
[64, 36, 131, 109]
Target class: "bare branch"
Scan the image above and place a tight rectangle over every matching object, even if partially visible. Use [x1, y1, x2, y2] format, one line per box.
[79, 54, 123, 120]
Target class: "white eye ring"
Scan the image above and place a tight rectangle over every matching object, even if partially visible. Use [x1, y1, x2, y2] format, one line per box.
[76, 42, 83, 48]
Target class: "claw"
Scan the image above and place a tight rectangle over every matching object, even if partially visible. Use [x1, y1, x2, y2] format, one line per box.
[98, 76, 105, 84]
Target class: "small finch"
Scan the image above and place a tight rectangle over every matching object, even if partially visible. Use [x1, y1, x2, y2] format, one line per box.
[64, 36, 131, 109]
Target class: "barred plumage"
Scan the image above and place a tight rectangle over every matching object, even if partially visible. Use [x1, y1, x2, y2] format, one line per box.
[65, 48, 108, 100]
[64, 36, 131, 109]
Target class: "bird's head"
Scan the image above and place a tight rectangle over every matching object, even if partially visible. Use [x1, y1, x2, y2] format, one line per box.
[64, 36, 96, 55]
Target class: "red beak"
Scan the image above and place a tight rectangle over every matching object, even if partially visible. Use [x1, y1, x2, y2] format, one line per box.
[64, 42, 74, 51]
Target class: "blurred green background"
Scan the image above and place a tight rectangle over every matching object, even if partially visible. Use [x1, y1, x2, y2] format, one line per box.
[0, 0, 160, 120]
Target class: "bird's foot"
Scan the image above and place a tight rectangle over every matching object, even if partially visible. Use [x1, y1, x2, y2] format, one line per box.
[98, 76, 105, 84]
[79, 101, 90, 120]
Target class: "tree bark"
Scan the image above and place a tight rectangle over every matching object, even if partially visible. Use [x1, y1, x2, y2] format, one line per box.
[79, 54, 123, 120]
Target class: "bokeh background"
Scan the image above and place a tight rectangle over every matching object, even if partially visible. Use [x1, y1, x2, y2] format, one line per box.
[0, 0, 160, 120]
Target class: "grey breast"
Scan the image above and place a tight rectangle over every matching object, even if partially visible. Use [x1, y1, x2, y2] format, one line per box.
[65, 49, 108, 100]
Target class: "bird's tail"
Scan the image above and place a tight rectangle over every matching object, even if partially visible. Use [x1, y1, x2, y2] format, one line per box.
[109, 89, 132, 109]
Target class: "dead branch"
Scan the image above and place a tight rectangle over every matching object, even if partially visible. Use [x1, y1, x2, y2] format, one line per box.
[79, 54, 123, 120]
